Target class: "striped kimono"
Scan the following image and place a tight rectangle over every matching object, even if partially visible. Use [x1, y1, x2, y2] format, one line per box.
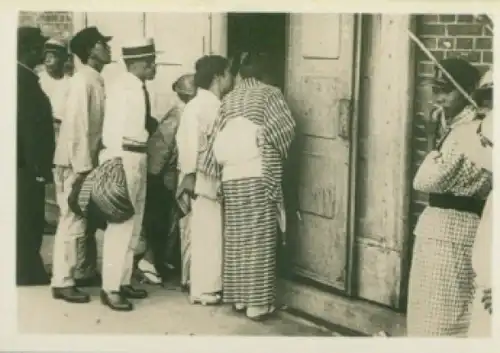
[202, 78, 295, 307]
[407, 113, 492, 337]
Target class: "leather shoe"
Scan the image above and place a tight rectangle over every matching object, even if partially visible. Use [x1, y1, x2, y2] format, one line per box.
[121, 285, 148, 299]
[100, 290, 133, 311]
[52, 286, 90, 303]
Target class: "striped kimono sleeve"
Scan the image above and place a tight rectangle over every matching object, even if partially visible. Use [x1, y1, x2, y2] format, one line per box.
[262, 88, 296, 160]
[261, 88, 295, 202]
[200, 102, 226, 179]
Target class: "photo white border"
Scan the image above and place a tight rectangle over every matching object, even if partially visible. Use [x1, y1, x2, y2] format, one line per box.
[0, 1, 498, 352]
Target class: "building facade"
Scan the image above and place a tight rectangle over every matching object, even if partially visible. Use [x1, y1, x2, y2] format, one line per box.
[19, 11, 493, 336]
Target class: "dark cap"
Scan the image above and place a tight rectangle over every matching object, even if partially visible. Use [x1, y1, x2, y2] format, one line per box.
[433, 58, 480, 94]
[18, 26, 48, 49]
[70, 26, 112, 61]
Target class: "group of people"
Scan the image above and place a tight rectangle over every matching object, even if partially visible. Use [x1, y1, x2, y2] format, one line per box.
[17, 22, 493, 333]
[17, 24, 295, 321]
[406, 58, 493, 337]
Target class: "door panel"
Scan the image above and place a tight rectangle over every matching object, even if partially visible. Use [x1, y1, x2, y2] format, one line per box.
[285, 14, 355, 291]
[85, 12, 144, 86]
[144, 13, 210, 118]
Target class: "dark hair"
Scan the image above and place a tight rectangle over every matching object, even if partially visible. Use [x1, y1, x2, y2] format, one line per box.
[194, 55, 229, 89]
[238, 52, 275, 84]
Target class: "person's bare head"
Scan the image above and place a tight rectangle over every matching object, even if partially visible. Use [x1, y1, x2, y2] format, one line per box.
[172, 74, 197, 103]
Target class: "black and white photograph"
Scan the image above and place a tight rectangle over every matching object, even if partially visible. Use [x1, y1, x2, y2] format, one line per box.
[9, 7, 495, 344]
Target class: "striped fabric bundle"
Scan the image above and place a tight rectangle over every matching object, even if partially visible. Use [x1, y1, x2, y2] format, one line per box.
[91, 157, 135, 223]
[70, 157, 135, 224]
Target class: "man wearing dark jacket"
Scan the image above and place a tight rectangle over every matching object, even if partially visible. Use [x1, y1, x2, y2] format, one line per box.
[17, 26, 55, 286]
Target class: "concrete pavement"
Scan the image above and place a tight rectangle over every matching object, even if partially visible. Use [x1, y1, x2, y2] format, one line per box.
[17, 234, 337, 336]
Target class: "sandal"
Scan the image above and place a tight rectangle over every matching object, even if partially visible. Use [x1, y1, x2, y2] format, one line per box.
[232, 303, 246, 313]
[190, 293, 222, 306]
[246, 305, 277, 321]
[136, 259, 163, 285]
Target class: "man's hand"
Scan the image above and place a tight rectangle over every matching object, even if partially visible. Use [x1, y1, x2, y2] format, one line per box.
[179, 173, 197, 199]
[481, 288, 492, 314]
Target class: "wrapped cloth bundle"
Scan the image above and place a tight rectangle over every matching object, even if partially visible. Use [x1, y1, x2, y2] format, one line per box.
[68, 157, 135, 224]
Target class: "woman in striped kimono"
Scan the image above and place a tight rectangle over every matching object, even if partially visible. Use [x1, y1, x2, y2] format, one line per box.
[407, 59, 492, 336]
[202, 52, 295, 321]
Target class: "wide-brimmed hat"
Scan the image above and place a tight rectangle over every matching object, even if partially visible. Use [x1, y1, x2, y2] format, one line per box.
[122, 38, 162, 59]
[432, 58, 481, 94]
[18, 26, 48, 49]
[477, 68, 493, 91]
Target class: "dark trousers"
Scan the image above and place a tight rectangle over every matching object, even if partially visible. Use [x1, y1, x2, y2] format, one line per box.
[17, 169, 49, 285]
[142, 174, 178, 277]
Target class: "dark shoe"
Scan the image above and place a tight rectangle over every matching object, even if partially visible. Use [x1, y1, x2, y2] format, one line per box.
[120, 285, 148, 299]
[100, 290, 133, 311]
[52, 286, 90, 303]
[74, 273, 102, 287]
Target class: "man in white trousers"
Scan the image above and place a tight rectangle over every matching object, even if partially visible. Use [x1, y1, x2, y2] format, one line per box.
[99, 38, 159, 311]
[51, 27, 111, 303]
[176, 55, 234, 305]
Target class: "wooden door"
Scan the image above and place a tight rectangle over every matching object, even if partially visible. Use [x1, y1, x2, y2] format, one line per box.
[285, 14, 356, 291]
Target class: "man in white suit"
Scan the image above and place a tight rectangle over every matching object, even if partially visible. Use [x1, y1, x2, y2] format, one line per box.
[51, 27, 111, 303]
[99, 38, 159, 311]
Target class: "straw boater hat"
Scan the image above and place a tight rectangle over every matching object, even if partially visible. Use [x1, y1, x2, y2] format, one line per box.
[121, 38, 162, 59]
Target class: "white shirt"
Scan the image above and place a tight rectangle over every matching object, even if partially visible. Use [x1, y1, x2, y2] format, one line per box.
[176, 88, 221, 198]
[39, 70, 71, 121]
[53, 65, 106, 173]
[100, 71, 149, 162]
[176, 88, 220, 175]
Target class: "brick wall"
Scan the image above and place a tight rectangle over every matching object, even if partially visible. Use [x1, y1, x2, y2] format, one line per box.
[18, 11, 74, 39]
[409, 14, 493, 233]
